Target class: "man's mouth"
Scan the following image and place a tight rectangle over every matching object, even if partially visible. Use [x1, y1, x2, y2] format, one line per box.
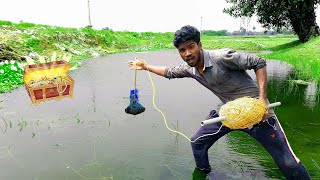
[186, 57, 195, 63]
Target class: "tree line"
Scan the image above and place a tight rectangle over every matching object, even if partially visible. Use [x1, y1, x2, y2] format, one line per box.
[224, 0, 320, 42]
[201, 28, 294, 36]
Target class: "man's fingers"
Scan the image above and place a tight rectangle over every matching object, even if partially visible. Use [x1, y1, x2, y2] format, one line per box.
[130, 67, 142, 70]
[262, 111, 269, 122]
[127, 59, 144, 70]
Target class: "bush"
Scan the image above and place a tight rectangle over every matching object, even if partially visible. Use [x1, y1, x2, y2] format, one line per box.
[16, 22, 36, 29]
[0, 20, 13, 26]
[26, 38, 42, 51]
[202, 30, 228, 36]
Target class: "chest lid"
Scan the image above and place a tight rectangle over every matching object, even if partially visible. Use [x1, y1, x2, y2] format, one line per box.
[23, 60, 72, 84]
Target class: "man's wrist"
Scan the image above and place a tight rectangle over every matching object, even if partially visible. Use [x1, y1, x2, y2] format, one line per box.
[258, 96, 267, 105]
[258, 94, 267, 100]
[143, 64, 148, 70]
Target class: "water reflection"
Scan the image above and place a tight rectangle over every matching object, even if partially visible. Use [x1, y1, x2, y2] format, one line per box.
[303, 81, 319, 109]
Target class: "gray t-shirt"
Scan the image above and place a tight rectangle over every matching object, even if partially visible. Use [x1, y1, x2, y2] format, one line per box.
[164, 48, 266, 104]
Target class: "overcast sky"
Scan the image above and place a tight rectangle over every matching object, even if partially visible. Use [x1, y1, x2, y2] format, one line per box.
[1, 0, 320, 32]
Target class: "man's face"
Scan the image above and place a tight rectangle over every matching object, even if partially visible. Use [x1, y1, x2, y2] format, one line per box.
[177, 40, 202, 67]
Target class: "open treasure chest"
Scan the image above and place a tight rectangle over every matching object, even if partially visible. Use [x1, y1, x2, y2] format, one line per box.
[23, 60, 74, 104]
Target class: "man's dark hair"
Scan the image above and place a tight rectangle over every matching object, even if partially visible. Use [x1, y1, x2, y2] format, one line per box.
[173, 25, 200, 48]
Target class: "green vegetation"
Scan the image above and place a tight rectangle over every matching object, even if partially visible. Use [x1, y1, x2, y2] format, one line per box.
[0, 60, 24, 93]
[202, 30, 228, 36]
[260, 37, 320, 81]
[224, 0, 320, 42]
[201, 35, 298, 51]
[1, 20, 320, 93]
[0, 20, 173, 58]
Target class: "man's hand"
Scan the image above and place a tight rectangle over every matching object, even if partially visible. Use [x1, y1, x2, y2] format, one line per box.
[127, 58, 146, 70]
[259, 97, 269, 122]
[127, 58, 167, 77]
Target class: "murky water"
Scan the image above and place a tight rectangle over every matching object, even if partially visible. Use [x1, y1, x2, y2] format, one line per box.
[0, 50, 319, 180]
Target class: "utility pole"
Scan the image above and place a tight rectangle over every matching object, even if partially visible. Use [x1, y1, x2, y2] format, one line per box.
[200, 16, 203, 35]
[87, 0, 92, 28]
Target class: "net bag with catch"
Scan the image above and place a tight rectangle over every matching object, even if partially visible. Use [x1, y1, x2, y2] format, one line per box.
[220, 97, 267, 129]
[125, 89, 145, 115]
[125, 66, 145, 115]
[201, 96, 281, 129]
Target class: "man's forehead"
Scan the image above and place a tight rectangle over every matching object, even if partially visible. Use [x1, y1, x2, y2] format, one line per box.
[178, 40, 196, 49]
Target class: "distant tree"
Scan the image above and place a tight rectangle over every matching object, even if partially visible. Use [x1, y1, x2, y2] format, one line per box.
[85, 25, 93, 29]
[202, 30, 228, 36]
[223, 0, 320, 42]
[239, 27, 246, 35]
[102, 27, 111, 31]
[279, 27, 294, 35]
[231, 31, 241, 36]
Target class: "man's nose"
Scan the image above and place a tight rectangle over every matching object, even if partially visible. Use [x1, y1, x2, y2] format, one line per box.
[186, 49, 191, 56]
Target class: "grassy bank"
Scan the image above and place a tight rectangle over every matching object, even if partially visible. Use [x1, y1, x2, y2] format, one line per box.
[1, 20, 320, 93]
[201, 35, 298, 51]
[259, 37, 320, 81]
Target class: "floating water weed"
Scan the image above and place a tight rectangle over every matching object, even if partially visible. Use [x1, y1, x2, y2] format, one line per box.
[65, 143, 113, 180]
[0, 146, 23, 167]
[162, 163, 189, 180]
[1, 117, 8, 133]
[17, 118, 27, 132]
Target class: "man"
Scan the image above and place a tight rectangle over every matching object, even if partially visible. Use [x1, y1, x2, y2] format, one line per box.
[127, 25, 310, 179]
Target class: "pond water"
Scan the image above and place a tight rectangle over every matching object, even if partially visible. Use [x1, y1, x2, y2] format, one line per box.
[0, 50, 319, 180]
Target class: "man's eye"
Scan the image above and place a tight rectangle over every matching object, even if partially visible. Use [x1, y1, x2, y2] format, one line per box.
[188, 44, 195, 49]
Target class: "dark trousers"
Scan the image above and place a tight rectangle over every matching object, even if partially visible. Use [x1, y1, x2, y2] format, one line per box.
[190, 110, 311, 180]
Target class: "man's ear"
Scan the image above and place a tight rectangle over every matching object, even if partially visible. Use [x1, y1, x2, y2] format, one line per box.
[198, 41, 202, 49]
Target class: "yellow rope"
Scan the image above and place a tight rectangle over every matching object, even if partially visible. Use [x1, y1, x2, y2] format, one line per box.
[141, 60, 223, 143]
[134, 68, 137, 101]
[144, 61, 193, 142]
[219, 96, 267, 129]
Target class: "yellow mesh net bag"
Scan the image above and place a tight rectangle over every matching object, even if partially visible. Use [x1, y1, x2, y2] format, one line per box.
[219, 96, 267, 129]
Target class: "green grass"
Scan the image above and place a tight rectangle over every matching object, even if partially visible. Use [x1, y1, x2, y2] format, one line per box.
[201, 35, 298, 51]
[260, 36, 320, 80]
[0, 60, 24, 93]
[0, 20, 174, 58]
